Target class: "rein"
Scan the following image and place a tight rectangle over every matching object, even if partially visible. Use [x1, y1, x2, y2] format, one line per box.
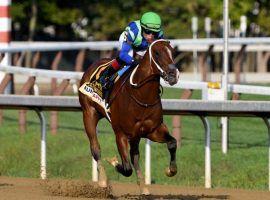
[107, 69, 133, 107]
[130, 65, 160, 87]
[130, 73, 160, 89]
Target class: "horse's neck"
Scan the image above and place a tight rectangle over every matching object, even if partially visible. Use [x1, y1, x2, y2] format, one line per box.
[131, 52, 160, 95]
[134, 52, 153, 82]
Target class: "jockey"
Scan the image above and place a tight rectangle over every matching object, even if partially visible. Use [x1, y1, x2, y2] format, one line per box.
[101, 11, 164, 91]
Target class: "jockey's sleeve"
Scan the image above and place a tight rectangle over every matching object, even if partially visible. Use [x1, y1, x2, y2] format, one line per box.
[119, 42, 133, 65]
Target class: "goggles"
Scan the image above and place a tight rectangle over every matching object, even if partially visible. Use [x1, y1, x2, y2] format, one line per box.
[142, 28, 159, 36]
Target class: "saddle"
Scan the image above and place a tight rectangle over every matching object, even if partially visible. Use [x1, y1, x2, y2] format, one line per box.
[79, 60, 113, 111]
[79, 59, 134, 115]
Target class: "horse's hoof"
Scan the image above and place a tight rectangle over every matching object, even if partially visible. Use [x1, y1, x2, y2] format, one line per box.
[141, 187, 150, 195]
[106, 156, 118, 167]
[98, 180, 108, 188]
[165, 167, 177, 177]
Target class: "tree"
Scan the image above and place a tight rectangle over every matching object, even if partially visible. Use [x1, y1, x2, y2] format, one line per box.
[11, 0, 86, 40]
[11, 0, 269, 41]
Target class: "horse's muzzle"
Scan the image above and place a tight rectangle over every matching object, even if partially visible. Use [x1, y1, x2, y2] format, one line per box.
[167, 65, 179, 86]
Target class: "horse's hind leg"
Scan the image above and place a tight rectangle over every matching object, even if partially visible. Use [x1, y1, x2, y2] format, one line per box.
[129, 139, 150, 195]
[147, 123, 177, 177]
[81, 105, 108, 187]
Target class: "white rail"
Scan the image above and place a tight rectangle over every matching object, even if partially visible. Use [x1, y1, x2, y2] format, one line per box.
[0, 41, 118, 52]
[1, 66, 270, 96]
[0, 95, 270, 190]
[1, 37, 270, 53]
[163, 79, 270, 96]
[0, 65, 83, 80]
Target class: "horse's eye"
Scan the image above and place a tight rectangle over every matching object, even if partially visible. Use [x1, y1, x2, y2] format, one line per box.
[154, 52, 160, 57]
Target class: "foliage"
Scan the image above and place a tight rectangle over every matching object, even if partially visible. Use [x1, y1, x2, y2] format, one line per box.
[10, 1, 270, 40]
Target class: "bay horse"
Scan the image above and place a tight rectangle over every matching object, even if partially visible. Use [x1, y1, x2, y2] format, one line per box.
[78, 39, 179, 194]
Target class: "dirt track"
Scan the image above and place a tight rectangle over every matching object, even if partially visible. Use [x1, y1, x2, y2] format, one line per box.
[0, 176, 269, 200]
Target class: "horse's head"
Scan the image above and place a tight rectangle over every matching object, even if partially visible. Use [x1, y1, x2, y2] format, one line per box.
[149, 39, 180, 85]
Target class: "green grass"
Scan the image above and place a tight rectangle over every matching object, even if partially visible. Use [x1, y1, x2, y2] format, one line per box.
[0, 87, 269, 190]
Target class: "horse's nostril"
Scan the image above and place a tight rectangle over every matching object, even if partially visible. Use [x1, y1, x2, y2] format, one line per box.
[168, 64, 176, 70]
[168, 69, 176, 76]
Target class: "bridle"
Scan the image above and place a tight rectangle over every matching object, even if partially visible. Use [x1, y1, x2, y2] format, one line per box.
[149, 39, 174, 83]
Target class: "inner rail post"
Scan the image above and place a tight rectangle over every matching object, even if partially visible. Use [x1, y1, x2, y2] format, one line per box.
[199, 115, 211, 188]
[145, 139, 151, 185]
[35, 108, 46, 179]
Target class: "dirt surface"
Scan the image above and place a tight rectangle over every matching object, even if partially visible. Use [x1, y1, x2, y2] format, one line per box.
[0, 176, 269, 200]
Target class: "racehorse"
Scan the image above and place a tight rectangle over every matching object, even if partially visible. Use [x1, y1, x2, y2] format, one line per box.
[78, 39, 180, 194]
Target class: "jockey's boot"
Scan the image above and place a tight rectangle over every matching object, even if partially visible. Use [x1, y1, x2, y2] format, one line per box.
[101, 66, 118, 108]
[101, 58, 121, 89]
[101, 66, 117, 90]
[103, 87, 112, 109]
[101, 59, 122, 108]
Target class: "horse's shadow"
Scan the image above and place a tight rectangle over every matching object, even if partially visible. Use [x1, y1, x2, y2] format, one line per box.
[114, 194, 229, 200]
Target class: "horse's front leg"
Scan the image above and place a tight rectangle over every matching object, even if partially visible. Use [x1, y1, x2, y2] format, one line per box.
[147, 123, 177, 177]
[107, 131, 133, 177]
[129, 139, 150, 195]
[81, 106, 108, 187]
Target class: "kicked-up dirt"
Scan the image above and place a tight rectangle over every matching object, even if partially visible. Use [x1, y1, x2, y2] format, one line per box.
[0, 176, 269, 200]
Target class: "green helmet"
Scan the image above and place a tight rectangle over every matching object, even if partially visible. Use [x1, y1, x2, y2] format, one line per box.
[140, 12, 161, 32]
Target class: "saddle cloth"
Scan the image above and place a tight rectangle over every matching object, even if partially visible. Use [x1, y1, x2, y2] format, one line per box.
[79, 60, 132, 113]
[79, 60, 112, 110]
